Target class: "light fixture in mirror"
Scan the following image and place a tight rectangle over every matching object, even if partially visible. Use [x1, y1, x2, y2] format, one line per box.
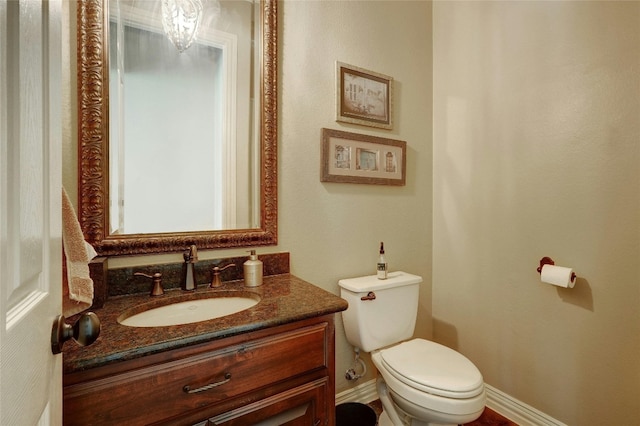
[161, 0, 204, 53]
[77, 0, 277, 256]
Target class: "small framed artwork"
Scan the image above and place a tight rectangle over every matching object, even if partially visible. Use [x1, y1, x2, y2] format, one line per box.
[321, 128, 406, 186]
[336, 61, 393, 129]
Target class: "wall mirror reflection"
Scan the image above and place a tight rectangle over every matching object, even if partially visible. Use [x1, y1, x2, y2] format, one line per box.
[109, 0, 257, 234]
[77, 0, 277, 256]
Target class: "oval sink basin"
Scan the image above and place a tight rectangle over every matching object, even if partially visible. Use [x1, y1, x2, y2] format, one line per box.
[119, 296, 259, 327]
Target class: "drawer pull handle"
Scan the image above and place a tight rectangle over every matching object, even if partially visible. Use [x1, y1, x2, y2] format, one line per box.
[183, 372, 232, 394]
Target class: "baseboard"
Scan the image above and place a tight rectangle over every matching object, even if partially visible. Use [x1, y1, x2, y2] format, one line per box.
[336, 380, 566, 426]
[485, 384, 567, 426]
[335, 379, 378, 406]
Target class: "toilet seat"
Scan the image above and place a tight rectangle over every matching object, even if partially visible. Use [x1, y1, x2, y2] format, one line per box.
[372, 339, 486, 418]
[379, 339, 484, 399]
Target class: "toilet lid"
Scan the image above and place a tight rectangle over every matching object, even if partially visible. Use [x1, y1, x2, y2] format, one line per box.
[379, 339, 484, 399]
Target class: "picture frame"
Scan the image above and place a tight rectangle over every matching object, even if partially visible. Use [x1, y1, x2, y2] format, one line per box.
[321, 128, 406, 186]
[336, 61, 393, 129]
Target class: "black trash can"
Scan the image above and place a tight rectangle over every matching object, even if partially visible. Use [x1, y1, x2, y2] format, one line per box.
[336, 402, 377, 426]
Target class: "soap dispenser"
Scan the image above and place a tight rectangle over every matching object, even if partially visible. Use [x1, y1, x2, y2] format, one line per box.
[244, 250, 263, 287]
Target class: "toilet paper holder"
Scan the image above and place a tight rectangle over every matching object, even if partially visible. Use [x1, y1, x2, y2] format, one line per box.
[536, 257, 576, 282]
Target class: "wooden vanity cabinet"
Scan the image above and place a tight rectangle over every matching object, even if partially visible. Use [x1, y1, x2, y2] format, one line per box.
[63, 315, 337, 426]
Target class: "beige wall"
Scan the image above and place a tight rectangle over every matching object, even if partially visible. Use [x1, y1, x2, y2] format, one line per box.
[432, 1, 640, 424]
[279, 0, 433, 392]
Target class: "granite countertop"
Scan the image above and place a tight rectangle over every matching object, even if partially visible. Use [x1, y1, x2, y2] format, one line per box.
[63, 274, 348, 375]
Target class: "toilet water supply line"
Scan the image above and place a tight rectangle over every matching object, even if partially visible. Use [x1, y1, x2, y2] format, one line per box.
[345, 347, 367, 381]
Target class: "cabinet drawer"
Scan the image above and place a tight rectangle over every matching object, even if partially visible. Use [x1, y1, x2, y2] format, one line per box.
[207, 377, 328, 426]
[64, 323, 328, 426]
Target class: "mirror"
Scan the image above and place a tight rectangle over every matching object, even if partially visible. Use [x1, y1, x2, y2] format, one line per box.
[77, 0, 277, 256]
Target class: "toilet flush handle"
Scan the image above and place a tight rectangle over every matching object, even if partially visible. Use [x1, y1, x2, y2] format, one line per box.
[361, 291, 376, 301]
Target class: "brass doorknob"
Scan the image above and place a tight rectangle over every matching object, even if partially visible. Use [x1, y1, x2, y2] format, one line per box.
[51, 312, 101, 354]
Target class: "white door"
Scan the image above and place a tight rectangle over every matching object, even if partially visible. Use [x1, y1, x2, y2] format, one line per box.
[0, 0, 63, 424]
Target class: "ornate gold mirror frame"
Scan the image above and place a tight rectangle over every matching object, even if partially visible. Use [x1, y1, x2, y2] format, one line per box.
[77, 0, 277, 256]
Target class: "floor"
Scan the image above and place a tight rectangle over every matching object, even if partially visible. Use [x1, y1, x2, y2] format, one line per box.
[366, 400, 518, 426]
[460, 407, 518, 426]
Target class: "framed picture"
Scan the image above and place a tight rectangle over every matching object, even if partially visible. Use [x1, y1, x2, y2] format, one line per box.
[336, 61, 393, 129]
[321, 128, 406, 186]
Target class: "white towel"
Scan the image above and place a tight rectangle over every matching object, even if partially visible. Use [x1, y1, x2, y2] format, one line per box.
[62, 187, 95, 316]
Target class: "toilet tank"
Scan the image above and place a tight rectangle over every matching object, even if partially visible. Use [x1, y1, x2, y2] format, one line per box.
[338, 271, 422, 352]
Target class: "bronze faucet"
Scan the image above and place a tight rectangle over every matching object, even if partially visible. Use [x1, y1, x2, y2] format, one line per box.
[181, 245, 198, 291]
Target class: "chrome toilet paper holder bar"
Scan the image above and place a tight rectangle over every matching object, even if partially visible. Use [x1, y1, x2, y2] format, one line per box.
[536, 256, 576, 282]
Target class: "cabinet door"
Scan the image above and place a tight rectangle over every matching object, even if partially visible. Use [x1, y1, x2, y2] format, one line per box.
[207, 378, 328, 426]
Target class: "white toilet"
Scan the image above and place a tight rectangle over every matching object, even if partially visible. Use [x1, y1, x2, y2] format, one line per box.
[338, 271, 486, 426]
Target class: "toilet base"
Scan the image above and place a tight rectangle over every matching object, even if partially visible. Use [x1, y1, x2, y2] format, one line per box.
[390, 387, 481, 426]
[376, 375, 483, 426]
[378, 410, 394, 426]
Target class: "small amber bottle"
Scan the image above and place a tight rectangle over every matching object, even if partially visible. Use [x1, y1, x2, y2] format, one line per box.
[377, 242, 388, 280]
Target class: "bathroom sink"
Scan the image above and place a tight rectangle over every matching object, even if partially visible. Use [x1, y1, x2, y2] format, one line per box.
[118, 295, 260, 327]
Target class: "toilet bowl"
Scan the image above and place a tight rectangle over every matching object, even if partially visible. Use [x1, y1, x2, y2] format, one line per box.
[372, 339, 486, 425]
[338, 272, 486, 426]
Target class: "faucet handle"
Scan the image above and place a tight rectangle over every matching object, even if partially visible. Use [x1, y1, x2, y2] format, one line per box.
[134, 272, 164, 296]
[210, 264, 236, 288]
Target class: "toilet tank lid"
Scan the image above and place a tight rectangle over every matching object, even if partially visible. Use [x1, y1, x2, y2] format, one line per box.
[338, 271, 422, 292]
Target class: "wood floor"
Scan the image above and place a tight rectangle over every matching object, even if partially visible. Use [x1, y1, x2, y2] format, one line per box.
[366, 400, 518, 425]
[463, 407, 518, 426]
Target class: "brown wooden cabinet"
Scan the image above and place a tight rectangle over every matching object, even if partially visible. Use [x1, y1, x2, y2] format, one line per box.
[63, 315, 336, 426]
